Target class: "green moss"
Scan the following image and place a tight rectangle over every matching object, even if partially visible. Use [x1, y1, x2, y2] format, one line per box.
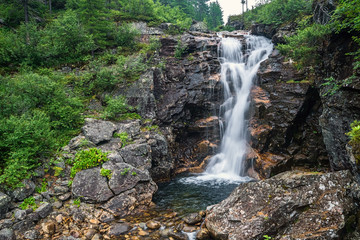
[100, 168, 112, 179]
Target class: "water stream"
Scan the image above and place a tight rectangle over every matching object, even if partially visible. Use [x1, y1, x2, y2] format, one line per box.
[154, 34, 273, 214]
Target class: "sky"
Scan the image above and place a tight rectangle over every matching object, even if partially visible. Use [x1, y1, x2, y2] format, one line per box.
[211, 0, 258, 24]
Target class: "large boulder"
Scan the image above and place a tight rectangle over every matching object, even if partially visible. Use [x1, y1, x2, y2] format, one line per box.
[10, 179, 36, 201]
[72, 167, 114, 203]
[119, 142, 152, 170]
[82, 118, 116, 145]
[205, 170, 360, 240]
[0, 192, 11, 216]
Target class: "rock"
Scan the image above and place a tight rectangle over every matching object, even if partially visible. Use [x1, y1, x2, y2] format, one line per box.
[189, 21, 208, 32]
[0, 192, 11, 216]
[42, 221, 56, 235]
[82, 118, 116, 145]
[131, 21, 164, 35]
[102, 161, 151, 195]
[102, 181, 157, 217]
[55, 214, 63, 223]
[58, 193, 71, 201]
[168, 230, 188, 240]
[53, 201, 63, 209]
[107, 152, 123, 163]
[119, 143, 152, 170]
[52, 185, 69, 196]
[116, 120, 141, 138]
[24, 229, 40, 240]
[84, 229, 97, 240]
[99, 211, 115, 223]
[183, 212, 202, 225]
[251, 24, 276, 39]
[14, 209, 27, 220]
[0, 228, 15, 240]
[91, 234, 102, 240]
[12, 219, 34, 232]
[146, 220, 161, 230]
[196, 227, 210, 240]
[0, 219, 12, 229]
[205, 170, 360, 240]
[72, 167, 114, 203]
[108, 223, 131, 236]
[35, 202, 52, 219]
[11, 179, 36, 201]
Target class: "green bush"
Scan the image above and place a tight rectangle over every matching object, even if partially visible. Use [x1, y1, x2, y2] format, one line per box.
[174, 38, 187, 59]
[113, 132, 132, 147]
[20, 196, 37, 210]
[102, 96, 135, 120]
[100, 168, 112, 179]
[114, 23, 140, 49]
[70, 148, 109, 178]
[277, 24, 331, 69]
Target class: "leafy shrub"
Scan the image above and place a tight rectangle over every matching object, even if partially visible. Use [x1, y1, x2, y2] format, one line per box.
[102, 96, 135, 120]
[114, 23, 140, 49]
[277, 24, 331, 69]
[70, 148, 109, 178]
[35, 178, 48, 193]
[20, 196, 37, 210]
[113, 132, 132, 147]
[100, 168, 112, 179]
[347, 121, 360, 164]
[174, 38, 187, 59]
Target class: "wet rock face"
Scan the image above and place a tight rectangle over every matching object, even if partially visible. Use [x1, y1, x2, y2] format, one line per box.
[312, 0, 336, 25]
[155, 34, 222, 171]
[316, 31, 360, 181]
[250, 49, 329, 178]
[205, 170, 360, 240]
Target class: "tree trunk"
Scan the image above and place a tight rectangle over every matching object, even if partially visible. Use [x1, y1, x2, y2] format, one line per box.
[23, 0, 29, 24]
[49, 0, 52, 14]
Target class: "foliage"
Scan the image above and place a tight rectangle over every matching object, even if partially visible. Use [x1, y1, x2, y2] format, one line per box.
[102, 96, 135, 120]
[347, 121, 360, 145]
[263, 235, 272, 240]
[35, 178, 48, 193]
[174, 38, 188, 59]
[100, 168, 112, 179]
[70, 148, 109, 178]
[230, 0, 312, 28]
[20, 196, 37, 210]
[277, 24, 331, 69]
[120, 167, 131, 176]
[68, 180, 73, 187]
[321, 76, 354, 96]
[131, 171, 137, 176]
[113, 132, 132, 147]
[347, 121, 360, 165]
[73, 197, 81, 207]
[114, 23, 140, 49]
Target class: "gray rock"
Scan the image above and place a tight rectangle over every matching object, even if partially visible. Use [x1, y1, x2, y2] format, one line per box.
[26, 212, 40, 222]
[82, 118, 116, 145]
[72, 168, 114, 203]
[51, 185, 69, 196]
[12, 219, 34, 232]
[107, 152, 124, 163]
[102, 181, 157, 218]
[0, 228, 15, 240]
[41, 191, 51, 201]
[131, 21, 164, 35]
[11, 179, 36, 201]
[116, 120, 141, 138]
[97, 138, 121, 152]
[0, 219, 13, 229]
[24, 229, 40, 239]
[189, 21, 208, 32]
[205, 170, 360, 240]
[119, 143, 152, 170]
[108, 223, 131, 236]
[0, 192, 11, 215]
[14, 209, 27, 220]
[53, 201, 63, 209]
[102, 161, 151, 195]
[58, 193, 71, 201]
[35, 202, 52, 219]
[99, 211, 115, 223]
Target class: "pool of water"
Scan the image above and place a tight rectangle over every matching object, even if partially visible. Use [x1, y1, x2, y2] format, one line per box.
[153, 173, 252, 216]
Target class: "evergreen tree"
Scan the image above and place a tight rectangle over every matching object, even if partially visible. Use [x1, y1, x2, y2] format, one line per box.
[206, 1, 224, 29]
[76, 0, 111, 49]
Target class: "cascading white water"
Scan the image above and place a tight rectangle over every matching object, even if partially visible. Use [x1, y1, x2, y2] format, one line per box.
[203, 35, 273, 181]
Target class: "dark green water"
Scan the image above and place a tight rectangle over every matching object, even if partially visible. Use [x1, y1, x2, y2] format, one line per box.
[153, 173, 251, 215]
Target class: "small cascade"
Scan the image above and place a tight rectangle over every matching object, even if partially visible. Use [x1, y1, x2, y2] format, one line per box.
[203, 35, 273, 181]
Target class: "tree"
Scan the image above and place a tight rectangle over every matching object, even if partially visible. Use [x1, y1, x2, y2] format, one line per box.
[206, 1, 224, 29]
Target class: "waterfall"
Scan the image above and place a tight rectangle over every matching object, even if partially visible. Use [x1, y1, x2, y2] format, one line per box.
[204, 35, 273, 181]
